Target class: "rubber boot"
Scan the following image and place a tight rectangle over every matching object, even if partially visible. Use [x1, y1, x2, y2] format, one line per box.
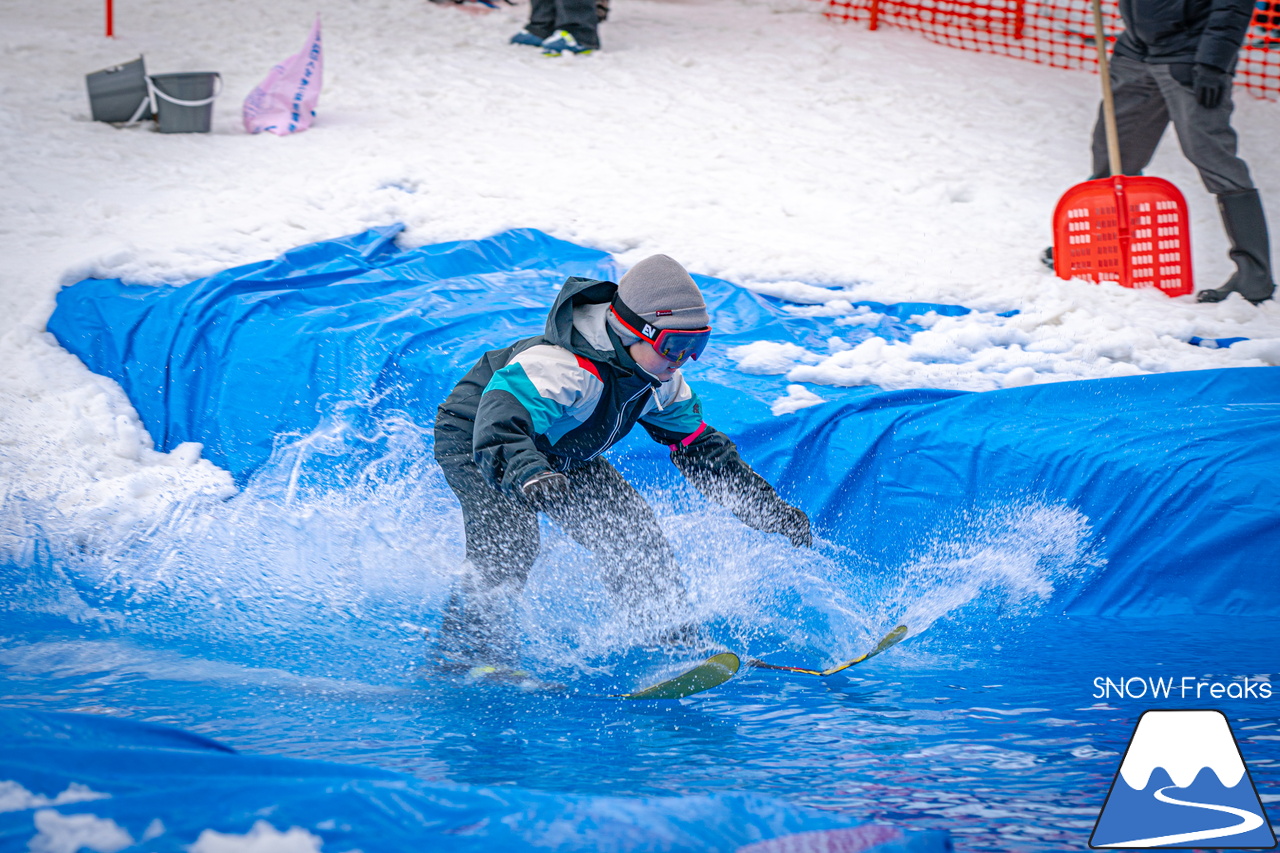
[1197, 189, 1275, 305]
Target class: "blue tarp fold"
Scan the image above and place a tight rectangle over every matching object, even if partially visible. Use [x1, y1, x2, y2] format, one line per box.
[0, 709, 949, 853]
[46, 226, 1280, 621]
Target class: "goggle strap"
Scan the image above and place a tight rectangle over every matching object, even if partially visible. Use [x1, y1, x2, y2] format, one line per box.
[610, 297, 659, 343]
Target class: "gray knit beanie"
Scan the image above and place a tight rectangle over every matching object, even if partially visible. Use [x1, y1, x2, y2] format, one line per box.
[613, 255, 709, 330]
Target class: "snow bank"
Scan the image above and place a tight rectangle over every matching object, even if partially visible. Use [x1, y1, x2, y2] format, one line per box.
[732, 276, 1278, 392]
[1, 0, 1277, 555]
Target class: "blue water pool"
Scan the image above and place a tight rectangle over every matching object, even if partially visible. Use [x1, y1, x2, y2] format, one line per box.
[3, 228, 1276, 852]
[2, 545, 1276, 851]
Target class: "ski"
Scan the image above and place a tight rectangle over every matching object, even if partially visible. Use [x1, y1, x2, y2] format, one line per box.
[748, 625, 908, 677]
[464, 664, 566, 692]
[453, 652, 742, 700]
[613, 652, 741, 700]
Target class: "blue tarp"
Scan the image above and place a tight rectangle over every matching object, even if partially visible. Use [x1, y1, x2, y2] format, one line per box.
[0, 709, 949, 853]
[23, 226, 1279, 852]
[48, 226, 1280, 618]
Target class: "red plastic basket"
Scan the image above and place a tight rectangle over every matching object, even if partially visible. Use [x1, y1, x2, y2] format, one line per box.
[1052, 175, 1193, 297]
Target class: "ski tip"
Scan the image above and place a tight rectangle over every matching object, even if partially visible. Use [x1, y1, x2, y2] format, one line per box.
[620, 651, 741, 700]
[818, 625, 911, 677]
[707, 652, 741, 675]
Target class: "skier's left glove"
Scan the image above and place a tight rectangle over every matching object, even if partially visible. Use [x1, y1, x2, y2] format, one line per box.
[1192, 64, 1231, 109]
[668, 428, 813, 548]
[767, 503, 813, 549]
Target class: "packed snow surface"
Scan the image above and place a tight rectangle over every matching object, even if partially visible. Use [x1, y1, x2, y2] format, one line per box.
[1, 0, 1277, 554]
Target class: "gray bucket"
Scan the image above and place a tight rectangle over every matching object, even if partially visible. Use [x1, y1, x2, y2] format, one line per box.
[86, 57, 153, 124]
[149, 72, 222, 133]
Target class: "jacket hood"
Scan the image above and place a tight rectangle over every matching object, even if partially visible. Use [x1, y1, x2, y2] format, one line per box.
[542, 277, 658, 385]
[544, 277, 616, 351]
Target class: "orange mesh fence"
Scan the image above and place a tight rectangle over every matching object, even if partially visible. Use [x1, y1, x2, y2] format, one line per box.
[820, 0, 1280, 99]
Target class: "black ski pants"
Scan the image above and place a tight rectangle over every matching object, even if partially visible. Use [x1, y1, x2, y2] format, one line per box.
[435, 450, 687, 615]
[1090, 54, 1255, 195]
[525, 0, 599, 48]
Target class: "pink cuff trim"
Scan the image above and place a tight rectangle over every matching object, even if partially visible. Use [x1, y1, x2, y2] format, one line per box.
[670, 422, 707, 451]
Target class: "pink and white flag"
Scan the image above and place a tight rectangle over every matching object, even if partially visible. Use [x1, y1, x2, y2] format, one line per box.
[243, 16, 323, 135]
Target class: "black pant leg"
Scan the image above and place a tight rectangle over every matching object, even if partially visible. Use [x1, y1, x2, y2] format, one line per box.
[547, 458, 688, 625]
[526, 0, 558, 40]
[555, 0, 600, 47]
[434, 450, 540, 663]
[1090, 55, 1170, 179]
[436, 451, 539, 588]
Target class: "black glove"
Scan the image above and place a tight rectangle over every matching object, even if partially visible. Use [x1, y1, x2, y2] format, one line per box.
[769, 503, 813, 549]
[670, 428, 814, 548]
[1192, 64, 1231, 109]
[520, 471, 570, 511]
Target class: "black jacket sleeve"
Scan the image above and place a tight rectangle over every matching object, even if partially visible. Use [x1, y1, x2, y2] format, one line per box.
[1196, 0, 1255, 71]
[666, 427, 812, 547]
[472, 389, 554, 498]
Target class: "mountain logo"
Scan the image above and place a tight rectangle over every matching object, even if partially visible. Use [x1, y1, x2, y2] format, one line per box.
[1091, 709, 1276, 849]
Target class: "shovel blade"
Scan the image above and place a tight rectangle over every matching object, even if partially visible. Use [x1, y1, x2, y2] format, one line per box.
[1052, 175, 1193, 297]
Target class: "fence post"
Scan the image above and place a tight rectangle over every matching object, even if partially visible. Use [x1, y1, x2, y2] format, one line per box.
[106, 0, 114, 36]
[869, 0, 881, 30]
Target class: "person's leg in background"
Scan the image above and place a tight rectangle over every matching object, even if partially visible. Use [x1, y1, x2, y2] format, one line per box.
[540, 0, 601, 53]
[511, 0, 558, 46]
[1154, 63, 1274, 303]
[1044, 55, 1170, 270]
[1089, 55, 1172, 180]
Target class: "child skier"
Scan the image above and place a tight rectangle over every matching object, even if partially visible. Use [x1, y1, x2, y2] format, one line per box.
[433, 254, 811, 664]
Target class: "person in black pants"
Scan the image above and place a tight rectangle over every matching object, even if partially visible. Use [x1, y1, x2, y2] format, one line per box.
[508, 0, 605, 55]
[432, 255, 811, 666]
[1057, 0, 1274, 304]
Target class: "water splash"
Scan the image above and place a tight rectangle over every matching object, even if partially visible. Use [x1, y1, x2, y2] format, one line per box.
[2, 402, 1102, 688]
[872, 501, 1102, 641]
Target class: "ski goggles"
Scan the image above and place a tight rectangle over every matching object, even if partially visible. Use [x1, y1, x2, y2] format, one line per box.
[610, 298, 712, 367]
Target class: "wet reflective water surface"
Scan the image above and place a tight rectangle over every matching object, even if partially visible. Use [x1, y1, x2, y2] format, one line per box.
[2, 435, 1276, 852]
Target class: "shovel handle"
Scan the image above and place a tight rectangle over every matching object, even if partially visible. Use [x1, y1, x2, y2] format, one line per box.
[1092, 0, 1123, 177]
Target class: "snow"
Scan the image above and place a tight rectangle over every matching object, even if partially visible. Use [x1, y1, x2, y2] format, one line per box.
[188, 821, 326, 853]
[26, 812, 165, 853]
[0, 0, 1278, 543]
[0, 782, 110, 813]
[7, 787, 305, 853]
[28, 809, 134, 853]
[770, 383, 827, 415]
[733, 281, 1278, 392]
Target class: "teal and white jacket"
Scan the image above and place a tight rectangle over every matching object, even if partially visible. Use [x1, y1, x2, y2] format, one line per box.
[435, 276, 713, 495]
[434, 275, 810, 543]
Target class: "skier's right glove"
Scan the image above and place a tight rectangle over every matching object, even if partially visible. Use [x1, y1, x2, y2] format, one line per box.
[520, 470, 570, 511]
[768, 503, 813, 549]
